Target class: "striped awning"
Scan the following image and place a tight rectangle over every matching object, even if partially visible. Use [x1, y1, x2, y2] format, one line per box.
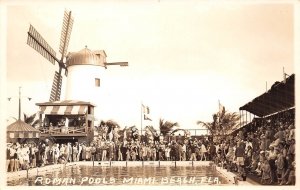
[7, 120, 40, 132]
[8, 131, 40, 138]
[7, 120, 40, 138]
[39, 105, 87, 115]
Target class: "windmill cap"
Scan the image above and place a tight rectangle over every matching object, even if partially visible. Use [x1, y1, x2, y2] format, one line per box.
[66, 47, 106, 67]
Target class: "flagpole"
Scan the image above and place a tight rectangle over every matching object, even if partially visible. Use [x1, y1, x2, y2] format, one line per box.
[19, 86, 21, 120]
[141, 102, 143, 136]
[218, 99, 220, 114]
[218, 99, 220, 127]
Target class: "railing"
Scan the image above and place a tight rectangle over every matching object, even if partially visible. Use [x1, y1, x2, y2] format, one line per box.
[39, 126, 87, 135]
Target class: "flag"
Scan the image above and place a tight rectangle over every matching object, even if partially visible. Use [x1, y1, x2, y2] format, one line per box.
[283, 72, 287, 84]
[283, 67, 287, 84]
[142, 104, 152, 121]
[219, 101, 225, 115]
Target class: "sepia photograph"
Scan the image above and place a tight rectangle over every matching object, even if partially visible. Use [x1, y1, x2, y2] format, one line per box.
[1, 0, 298, 189]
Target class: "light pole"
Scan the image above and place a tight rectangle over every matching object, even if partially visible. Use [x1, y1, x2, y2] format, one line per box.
[8, 86, 32, 121]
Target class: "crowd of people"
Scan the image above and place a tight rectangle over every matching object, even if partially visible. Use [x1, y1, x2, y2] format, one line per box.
[222, 109, 296, 185]
[6, 109, 295, 186]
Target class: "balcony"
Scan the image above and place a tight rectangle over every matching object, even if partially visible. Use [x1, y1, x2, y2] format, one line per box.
[39, 126, 90, 137]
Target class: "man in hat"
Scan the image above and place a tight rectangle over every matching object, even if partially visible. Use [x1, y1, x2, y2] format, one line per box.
[268, 145, 278, 183]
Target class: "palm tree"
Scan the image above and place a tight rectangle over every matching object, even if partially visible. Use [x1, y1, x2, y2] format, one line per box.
[197, 110, 240, 139]
[144, 125, 158, 143]
[159, 118, 179, 136]
[196, 113, 218, 138]
[118, 125, 139, 141]
[218, 110, 240, 135]
[23, 113, 39, 128]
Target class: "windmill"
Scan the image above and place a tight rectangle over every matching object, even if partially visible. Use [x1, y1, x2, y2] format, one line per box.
[27, 10, 128, 102]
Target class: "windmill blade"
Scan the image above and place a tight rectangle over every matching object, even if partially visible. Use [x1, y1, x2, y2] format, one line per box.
[105, 62, 128, 67]
[27, 25, 57, 65]
[59, 10, 74, 59]
[49, 71, 62, 102]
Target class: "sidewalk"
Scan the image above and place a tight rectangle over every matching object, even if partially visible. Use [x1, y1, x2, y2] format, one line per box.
[215, 166, 260, 185]
[6, 163, 70, 181]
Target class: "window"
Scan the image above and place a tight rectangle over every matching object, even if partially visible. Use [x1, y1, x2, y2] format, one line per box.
[95, 78, 100, 87]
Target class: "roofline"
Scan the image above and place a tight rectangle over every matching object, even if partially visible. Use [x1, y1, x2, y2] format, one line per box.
[36, 101, 96, 107]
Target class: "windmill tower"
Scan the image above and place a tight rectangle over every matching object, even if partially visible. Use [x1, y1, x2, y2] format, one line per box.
[27, 10, 128, 103]
[65, 47, 128, 103]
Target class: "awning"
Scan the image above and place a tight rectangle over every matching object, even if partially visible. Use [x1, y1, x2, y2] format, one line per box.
[39, 105, 88, 115]
[239, 74, 295, 117]
[7, 119, 40, 138]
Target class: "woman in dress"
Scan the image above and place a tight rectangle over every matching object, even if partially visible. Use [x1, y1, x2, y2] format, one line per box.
[261, 159, 271, 185]
[81, 143, 87, 161]
[85, 144, 91, 161]
[200, 143, 207, 161]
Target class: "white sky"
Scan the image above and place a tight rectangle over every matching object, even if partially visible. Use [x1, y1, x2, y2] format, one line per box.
[2, 1, 295, 131]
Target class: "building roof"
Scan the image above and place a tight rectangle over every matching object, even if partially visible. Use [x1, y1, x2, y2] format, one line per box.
[66, 47, 106, 67]
[239, 74, 295, 117]
[7, 119, 40, 132]
[36, 100, 96, 107]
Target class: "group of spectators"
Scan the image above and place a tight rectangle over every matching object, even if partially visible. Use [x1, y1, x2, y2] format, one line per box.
[219, 109, 296, 185]
[6, 137, 212, 173]
[6, 109, 295, 186]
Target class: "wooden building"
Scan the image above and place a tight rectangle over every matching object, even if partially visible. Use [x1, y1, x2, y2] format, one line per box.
[36, 100, 95, 144]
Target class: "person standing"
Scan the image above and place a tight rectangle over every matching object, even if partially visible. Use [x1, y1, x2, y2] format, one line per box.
[268, 145, 278, 184]
[117, 142, 123, 161]
[81, 143, 86, 161]
[86, 144, 91, 161]
[39, 143, 46, 166]
[276, 148, 285, 184]
[190, 142, 197, 161]
[65, 143, 72, 162]
[101, 141, 108, 161]
[22, 144, 30, 169]
[165, 145, 171, 161]
[44, 144, 49, 164]
[78, 143, 83, 161]
[7, 143, 11, 172]
[91, 144, 96, 161]
[178, 143, 183, 161]
[10, 145, 18, 172]
[96, 144, 101, 161]
[182, 143, 187, 161]
[72, 143, 79, 162]
[200, 143, 207, 161]
[52, 144, 60, 164]
[235, 142, 245, 178]
[209, 143, 216, 161]
[16, 144, 22, 170]
[108, 141, 114, 161]
[31, 144, 38, 168]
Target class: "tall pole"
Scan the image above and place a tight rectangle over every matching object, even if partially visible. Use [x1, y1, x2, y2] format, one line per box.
[18, 86, 21, 120]
[141, 102, 143, 136]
